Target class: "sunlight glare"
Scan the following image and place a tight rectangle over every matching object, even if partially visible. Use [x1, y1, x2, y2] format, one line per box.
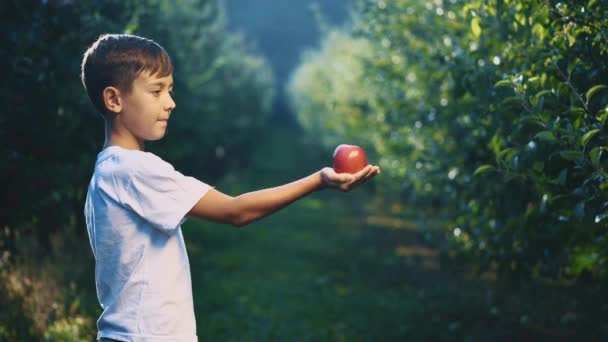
[448, 168, 458, 179]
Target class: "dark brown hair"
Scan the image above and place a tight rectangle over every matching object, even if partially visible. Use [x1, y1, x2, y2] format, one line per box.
[80, 33, 173, 117]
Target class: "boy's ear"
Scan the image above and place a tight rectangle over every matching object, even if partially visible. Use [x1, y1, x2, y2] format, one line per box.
[102, 86, 122, 114]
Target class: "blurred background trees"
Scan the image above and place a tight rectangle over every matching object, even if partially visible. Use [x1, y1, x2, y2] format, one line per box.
[224, 0, 348, 125]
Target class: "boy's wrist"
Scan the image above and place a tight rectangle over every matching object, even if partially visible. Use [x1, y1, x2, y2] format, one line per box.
[315, 169, 327, 192]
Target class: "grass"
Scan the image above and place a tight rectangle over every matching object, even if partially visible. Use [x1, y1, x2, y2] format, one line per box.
[187, 194, 410, 341]
[185, 191, 584, 341]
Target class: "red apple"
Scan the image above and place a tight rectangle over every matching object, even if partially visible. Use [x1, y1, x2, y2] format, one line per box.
[333, 144, 368, 174]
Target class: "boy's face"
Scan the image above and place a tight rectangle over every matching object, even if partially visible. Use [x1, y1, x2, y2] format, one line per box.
[112, 71, 175, 143]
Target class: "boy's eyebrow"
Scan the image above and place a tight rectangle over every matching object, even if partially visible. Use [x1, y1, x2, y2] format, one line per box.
[148, 81, 173, 87]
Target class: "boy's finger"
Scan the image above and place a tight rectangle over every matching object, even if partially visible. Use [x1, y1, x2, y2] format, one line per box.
[349, 167, 373, 187]
[353, 165, 372, 180]
[361, 167, 378, 183]
[363, 165, 378, 178]
[354, 165, 379, 186]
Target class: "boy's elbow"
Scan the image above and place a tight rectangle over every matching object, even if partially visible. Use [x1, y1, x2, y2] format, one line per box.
[231, 214, 248, 228]
[232, 218, 249, 228]
[231, 208, 261, 227]
[232, 220, 246, 228]
[229, 196, 253, 228]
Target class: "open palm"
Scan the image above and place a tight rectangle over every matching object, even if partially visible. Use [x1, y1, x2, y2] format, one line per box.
[320, 165, 381, 192]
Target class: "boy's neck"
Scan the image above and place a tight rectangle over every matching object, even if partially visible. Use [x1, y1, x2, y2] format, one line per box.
[103, 121, 145, 151]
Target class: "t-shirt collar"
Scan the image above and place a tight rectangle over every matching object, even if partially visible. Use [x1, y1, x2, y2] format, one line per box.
[96, 145, 124, 166]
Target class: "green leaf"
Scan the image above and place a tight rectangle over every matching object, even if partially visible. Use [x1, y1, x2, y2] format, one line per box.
[572, 249, 599, 274]
[567, 33, 576, 47]
[567, 61, 577, 74]
[581, 129, 600, 146]
[497, 148, 515, 161]
[597, 109, 608, 125]
[471, 17, 482, 37]
[590, 147, 601, 165]
[532, 23, 546, 40]
[520, 116, 546, 128]
[535, 131, 557, 142]
[534, 89, 553, 98]
[502, 96, 523, 106]
[585, 85, 607, 102]
[124, 21, 139, 34]
[473, 164, 496, 176]
[494, 79, 512, 88]
[560, 150, 583, 160]
[567, 107, 586, 117]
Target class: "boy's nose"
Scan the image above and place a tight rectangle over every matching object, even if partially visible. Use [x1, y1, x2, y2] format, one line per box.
[166, 95, 176, 111]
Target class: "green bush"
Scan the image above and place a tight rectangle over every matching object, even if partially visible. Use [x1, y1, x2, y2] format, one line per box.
[0, 231, 95, 341]
[44, 316, 92, 342]
[288, 0, 608, 281]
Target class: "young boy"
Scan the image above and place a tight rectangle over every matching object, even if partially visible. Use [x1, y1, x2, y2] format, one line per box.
[81, 33, 380, 342]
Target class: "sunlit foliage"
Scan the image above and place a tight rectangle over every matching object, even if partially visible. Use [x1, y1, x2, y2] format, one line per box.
[289, 0, 608, 281]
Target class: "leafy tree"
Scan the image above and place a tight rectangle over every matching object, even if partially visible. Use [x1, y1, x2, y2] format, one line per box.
[289, 0, 608, 281]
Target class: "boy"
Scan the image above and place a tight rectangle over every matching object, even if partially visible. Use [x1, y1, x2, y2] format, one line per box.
[81, 33, 380, 342]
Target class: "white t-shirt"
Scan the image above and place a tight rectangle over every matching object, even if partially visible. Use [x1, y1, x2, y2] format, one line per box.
[84, 146, 212, 342]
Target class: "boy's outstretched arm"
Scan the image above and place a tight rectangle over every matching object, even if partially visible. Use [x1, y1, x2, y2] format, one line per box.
[187, 165, 380, 227]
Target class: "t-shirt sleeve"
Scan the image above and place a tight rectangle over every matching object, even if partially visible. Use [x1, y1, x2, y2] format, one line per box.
[120, 153, 212, 234]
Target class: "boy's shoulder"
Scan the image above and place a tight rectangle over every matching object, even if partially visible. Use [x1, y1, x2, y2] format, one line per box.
[95, 146, 172, 178]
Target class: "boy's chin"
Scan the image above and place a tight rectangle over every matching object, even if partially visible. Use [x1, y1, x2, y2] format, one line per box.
[146, 133, 166, 142]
